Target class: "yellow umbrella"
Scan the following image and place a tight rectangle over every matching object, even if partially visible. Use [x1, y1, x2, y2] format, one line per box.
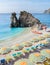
[43, 33, 50, 38]
[31, 38, 39, 42]
[14, 59, 33, 65]
[5, 54, 15, 63]
[39, 40, 49, 45]
[29, 52, 46, 63]
[0, 47, 11, 54]
[22, 47, 32, 53]
[21, 42, 32, 47]
[40, 49, 50, 59]
[11, 44, 23, 51]
[38, 36, 45, 41]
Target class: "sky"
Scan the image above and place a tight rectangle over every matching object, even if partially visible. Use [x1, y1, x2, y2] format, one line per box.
[0, 0, 50, 13]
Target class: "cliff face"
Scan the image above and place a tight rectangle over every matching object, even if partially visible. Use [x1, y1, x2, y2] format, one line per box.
[10, 11, 41, 28]
[44, 8, 50, 14]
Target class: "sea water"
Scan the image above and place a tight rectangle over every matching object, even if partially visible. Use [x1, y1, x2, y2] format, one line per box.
[0, 13, 50, 40]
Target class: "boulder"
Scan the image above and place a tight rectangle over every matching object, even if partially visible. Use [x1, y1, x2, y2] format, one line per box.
[10, 12, 19, 27]
[19, 11, 41, 27]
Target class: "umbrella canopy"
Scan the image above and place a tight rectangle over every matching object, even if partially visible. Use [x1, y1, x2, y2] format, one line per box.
[5, 55, 14, 63]
[21, 42, 32, 47]
[11, 44, 23, 51]
[29, 52, 46, 63]
[31, 45, 37, 50]
[40, 49, 50, 59]
[31, 38, 39, 42]
[0, 47, 11, 54]
[38, 36, 45, 41]
[39, 40, 49, 45]
[12, 51, 23, 58]
[22, 47, 32, 53]
[14, 59, 33, 65]
[0, 58, 6, 64]
[46, 38, 50, 43]
[43, 33, 50, 38]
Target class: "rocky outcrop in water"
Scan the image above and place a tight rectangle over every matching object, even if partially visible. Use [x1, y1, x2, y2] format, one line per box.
[44, 8, 50, 14]
[10, 12, 19, 27]
[19, 11, 41, 27]
[10, 11, 41, 28]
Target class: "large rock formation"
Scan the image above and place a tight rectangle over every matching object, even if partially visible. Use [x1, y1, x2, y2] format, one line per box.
[10, 11, 41, 28]
[44, 8, 50, 14]
[19, 11, 41, 27]
[10, 12, 19, 27]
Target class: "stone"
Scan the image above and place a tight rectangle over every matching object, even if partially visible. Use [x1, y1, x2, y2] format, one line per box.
[10, 12, 19, 27]
[19, 11, 41, 27]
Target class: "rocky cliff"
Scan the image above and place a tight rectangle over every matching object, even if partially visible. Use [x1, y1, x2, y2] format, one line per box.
[10, 11, 41, 28]
[44, 8, 50, 14]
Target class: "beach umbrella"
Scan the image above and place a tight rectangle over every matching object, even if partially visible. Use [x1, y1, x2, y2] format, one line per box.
[14, 59, 33, 65]
[40, 49, 50, 59]
[22, 47, 32, 53]
[44, 58, 50, 65]
[21, 42, 32, 47]
[29, 52, 46, 63]
[46, 38, 50, 43]
[39, 40, 49, 45]
[43, 33, 50, 38]
[11, 44, 23, 51]
[31, 38, 39, 42]
[5, 54, 14, 63]
[38, 36, 45, 41]
[12, 51, 24, 58]
[43, 60, 50, 65]
[0, 47, 11, 54]
[35, 43, 45, 50]
[0, 58, 6, 64]
[31, 45, 37, 50]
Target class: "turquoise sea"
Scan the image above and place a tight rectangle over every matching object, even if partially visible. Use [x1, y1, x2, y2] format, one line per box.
[0, 13, 50, 40]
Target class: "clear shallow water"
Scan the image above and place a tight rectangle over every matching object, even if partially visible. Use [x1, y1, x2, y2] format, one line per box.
[0, 13, 24, 40]
[33, 13, 50, 27]
[0, 13, 50, 40]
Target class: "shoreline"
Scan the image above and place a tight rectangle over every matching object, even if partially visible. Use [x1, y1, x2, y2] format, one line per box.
[0, 27, 34, 48]
[0, 27, 50, 48]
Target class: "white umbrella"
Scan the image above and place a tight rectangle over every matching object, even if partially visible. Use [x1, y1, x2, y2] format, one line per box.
[29, 52, 46, 63]
[14, 59, 33, 65]
[40, 49, 50, 59]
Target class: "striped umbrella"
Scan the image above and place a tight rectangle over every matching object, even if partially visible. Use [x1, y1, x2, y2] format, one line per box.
[31, 45, 37, 50]
[43, 33, 50, 38]
[11, 44, 23, 51]
[46, 38, 50, 43]
[38, 36, 45, 41]
[5, 54, 15, 63]
[31, 38, 39, 42]
[22, 47, 32, 53]
[12, 51, 24, 58]
[0, 47, 11, 54]
[29, 52, 46, 63]
[14, 59, 33, 65]
[21, 42, 32, 47]
[40, 49, 50, 59]
[39, 40, 49, 45]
